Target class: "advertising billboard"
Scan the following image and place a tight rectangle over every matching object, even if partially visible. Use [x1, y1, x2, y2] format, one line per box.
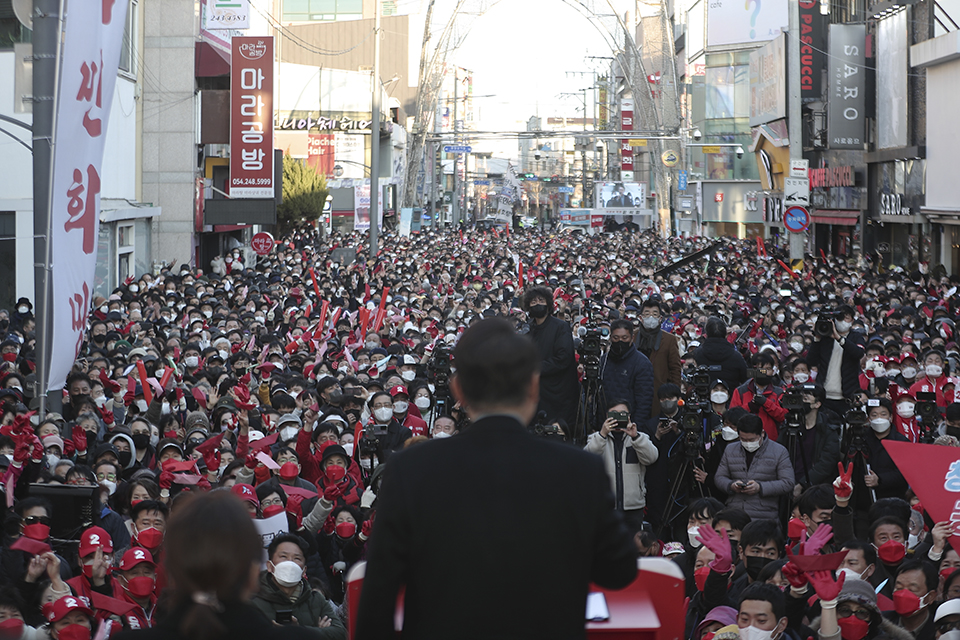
[230, 37, 274, 198]
[827, 24, 866, 150]
[595, 182, 647, 208]
[749, 34, 786, 126]
[707, 0, 787, 48]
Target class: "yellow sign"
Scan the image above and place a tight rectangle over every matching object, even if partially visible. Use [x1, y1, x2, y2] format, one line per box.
[661, 150, 679, 167]
[701, 146, 722, 154]
[628, 139, 648, 147]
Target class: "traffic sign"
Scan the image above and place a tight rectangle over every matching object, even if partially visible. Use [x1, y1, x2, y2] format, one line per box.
[661, 150, 679, 167]
[558, 186, 574, 194]
[251, 232, 275, 255]
[784, 177, 810, 206]
[790, 159, 809, 178]
[784, 206, 810, 233]
[678, 170, 688, 191]
[443, 145, 472, 153]
[474, 180, 490, 186]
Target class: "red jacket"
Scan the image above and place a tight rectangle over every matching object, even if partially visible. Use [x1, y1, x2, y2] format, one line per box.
[730, 380, 787, 440]
[117, 589, 157, 630]
[894, 415, 920, 443]
[402, 412, 428, 438]
[295, 429, 362, 487]
[908, 376, 949, 408]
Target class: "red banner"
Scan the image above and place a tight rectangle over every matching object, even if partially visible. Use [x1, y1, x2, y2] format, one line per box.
[306, 133, 335, 177]
[883, 440, 960, 555]
[230, 37, 274, 198]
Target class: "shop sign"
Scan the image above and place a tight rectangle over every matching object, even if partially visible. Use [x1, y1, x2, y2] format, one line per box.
[809, 166, 855, 188]
[880, 192, 911, 216]
[276, 114, 373, 132]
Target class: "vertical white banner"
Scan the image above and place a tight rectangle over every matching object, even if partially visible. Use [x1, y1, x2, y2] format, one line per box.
[48, 0, 128, 390]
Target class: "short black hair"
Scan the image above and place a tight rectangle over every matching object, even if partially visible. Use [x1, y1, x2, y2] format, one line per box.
[610, 319, 634, 334]
[271, 393, 296, 411]
[658, 383, 681, 399]
[267, 532, 309, 560]
[798, 485, 836, 518]
[868, 515, 907, 543]
[738, 413, 764, 435]
[841, 539, 877, 567]
[688, 497, 724, 522]
[714, 508, 751, 533]
[723, 407, 749, 426]
[740, 518, 784, 555]
[705, 317, 727, 339]
[131, 499, 169, 522]
[739, 582, 786, 621]
[752, 352, 777, 368]
[452, 318, 539, 408]
[896, 559, 937, 592]
[868, 498, 912, 528]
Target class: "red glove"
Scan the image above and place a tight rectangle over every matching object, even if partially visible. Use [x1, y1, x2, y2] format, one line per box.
[807, 569, 845, 602]
[834, 462, 853, 500]
[359, 519, 373, 541]
[800, 523, 834, 556]
[286, 494, 305, 517]
[159, 470, 175, 490]
[781, 562, 808, 589]
[202, 450, 220, 473]
[258, 363, 276, 381]
[244, 453, 258, 470]
[62, 439, 75, 458]
[695, 526, 733, 574]
[196, 477, 211, 491]
[100, 406, 114, 426]
[99, 369, 121, 394]
[321, 515, 336, 535]
[12, 439, 30, 465]
[71, 425, 87, 453]
[30, 437, 43, 462]
[323, 483, 343, 503]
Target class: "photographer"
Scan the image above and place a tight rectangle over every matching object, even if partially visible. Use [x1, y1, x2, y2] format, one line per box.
[691, 317, 748, 391]
[523, 287, 579, 427]
[731, 353, 788, 439]
[359, 392, 411, 465]
[600, 320, 655, 426]
[584, 399, 659, 531]
[776, 384, 841, 492]
[807, 305, 865, 416]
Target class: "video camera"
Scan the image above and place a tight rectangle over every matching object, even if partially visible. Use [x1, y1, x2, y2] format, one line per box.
[780, 384, 811, 412]
[530, 410, 568, 442]
[427, 343, 452, 390]
[577, 328, 603, 380]
[915, 391, 941, 441]
[685, 364, 721, 400]
[816, 309, 840, 337]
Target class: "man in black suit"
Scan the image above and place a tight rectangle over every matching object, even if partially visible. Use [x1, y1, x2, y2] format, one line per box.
[356, 318, 638, 640]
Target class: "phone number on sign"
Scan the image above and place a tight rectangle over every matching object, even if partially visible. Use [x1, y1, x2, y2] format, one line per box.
[231, 178, 272, 186]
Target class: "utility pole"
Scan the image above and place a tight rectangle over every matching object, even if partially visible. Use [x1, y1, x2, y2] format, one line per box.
[369, 0, 381, 260]
[787, 3, 804, 261]
[452, 71, 459, 229]
[34, 0, 62, 419]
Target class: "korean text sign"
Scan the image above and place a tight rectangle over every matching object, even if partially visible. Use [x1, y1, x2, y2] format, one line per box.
[230, 37, 275, 198]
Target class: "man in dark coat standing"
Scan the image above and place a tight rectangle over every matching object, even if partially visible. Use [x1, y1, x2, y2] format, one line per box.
[601, 319, 654, 426]
[691, 316, 748, 391]
[356, 318, 638, 640]
[523, 286, 580, 427]
[805, 304, 865, 416]
[635, 297, 682, 415]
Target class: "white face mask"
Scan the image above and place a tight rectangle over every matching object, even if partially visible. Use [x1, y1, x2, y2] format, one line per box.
[642, 316, 660, 330]
[838, 567, 866, 582]
[433, 430, 452, 439]
[897, 403, 915, 418]
[687, 526, 702, 548]
[401, 370, 416, 382]
[16, 306, 28, 315]
[415, 397, 431, 410]
[374, 407, 394, 423]
[101, 480, 117, 496]
[835, 320, 852, 334]
[887, 368, 901, 378]
[739, 625, 778, 640]
[741, 438, 761, 453]
[270, 561, 304, 588]
[711, 391, 729, 405]
[184, 356, 199, 368]
[46, 454, 59, 468]
[135, 399, 148, 413]
[793, 372, 810, 384]
[161, 402, 171, 415]
[790, 341, 804, 353]
[721, 426, 739, 441]
[926, 364, 943, 378]
[280, 426, 299, 442]
[393, 401, 409, 415]
[775, 314, 785, 323]
[218, 350, 229, 361]
[870, 418, 891, 433]
[902, 367, 918, 379]
[908, 533, 920, 548]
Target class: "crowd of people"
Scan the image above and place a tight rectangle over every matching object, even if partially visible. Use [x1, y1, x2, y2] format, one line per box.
[0, 225, 955, 639]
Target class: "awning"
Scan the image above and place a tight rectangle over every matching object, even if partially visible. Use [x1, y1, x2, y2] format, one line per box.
[812, 210, 860, 226]
[195, 41, 230, 78]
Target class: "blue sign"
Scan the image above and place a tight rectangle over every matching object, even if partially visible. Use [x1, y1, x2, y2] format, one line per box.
[474, 180, 490, 186]
[443, 145, 472, 153]
[558, 186, 574, 194]
[678, 170, 688, 191]
[783, 206, 810, 233]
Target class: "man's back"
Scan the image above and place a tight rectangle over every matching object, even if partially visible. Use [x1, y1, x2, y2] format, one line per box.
[356, 416, 638, 640]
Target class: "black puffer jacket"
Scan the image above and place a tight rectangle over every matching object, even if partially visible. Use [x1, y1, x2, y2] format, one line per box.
[691, 337, 748, 390]
[528, 315, 579, 426]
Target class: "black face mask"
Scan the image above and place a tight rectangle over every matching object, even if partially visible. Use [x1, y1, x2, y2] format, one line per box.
[132, 434, 150, 450]
[948, 426, 960, 439]
[117, 450, 132, 467]
[754, 373, 772, 386]
[92, 334, 106, 344]
[326, 389, 343, 405]
[528, 304, 548, 319]
[745, 555, 774, 580]
[609, 341, 633, 359]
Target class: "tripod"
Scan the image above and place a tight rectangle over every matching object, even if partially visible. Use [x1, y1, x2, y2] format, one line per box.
[576, 372, 604, 447]
[656, 406, 708, 540]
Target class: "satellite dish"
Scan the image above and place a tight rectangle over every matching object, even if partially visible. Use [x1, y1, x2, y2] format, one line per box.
[12, 0, 32, 29]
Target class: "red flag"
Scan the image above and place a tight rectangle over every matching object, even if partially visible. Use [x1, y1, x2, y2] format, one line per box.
[158, 366, 174, 390]
[136, 361, 153, 405]
[329, 307, 343, 334]
[777, 259, 798, 279]
[314, 300, 329, 340]
[534, 252, 543, 266]
[518, 261, 524, 288]
[309, 267, 322, 300]
[883, 441, 960, 555]
[820, 249, 828, 262]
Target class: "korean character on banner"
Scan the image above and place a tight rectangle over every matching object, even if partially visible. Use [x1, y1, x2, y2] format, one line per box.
[65, 165, 101, 255]
[76, 52, 104, 137]
[68, 282, 91, 356]
[240, 95, 265, 118]
[242, 121, 264, 144]
[241, 148, 265, 171]
[241, 68, 266, 91]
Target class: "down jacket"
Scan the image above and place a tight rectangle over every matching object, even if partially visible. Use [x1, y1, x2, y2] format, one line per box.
[714, 435, 794, 520]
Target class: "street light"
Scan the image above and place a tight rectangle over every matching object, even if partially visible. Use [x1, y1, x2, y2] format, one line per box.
[333, 164, 344, 178]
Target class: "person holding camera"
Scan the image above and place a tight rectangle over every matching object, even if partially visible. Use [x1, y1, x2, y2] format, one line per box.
[691, 317, 748, 391]
[806, 305, 865, 416]
[730, 353, 787, 439]
[600, 319, 654, 426]
[775, 384, 841, 493]
[523, 286, 579, 428]
[359, 392, 411, 465]
[636, 297, 682, 415]
[584, 400, 659, 531]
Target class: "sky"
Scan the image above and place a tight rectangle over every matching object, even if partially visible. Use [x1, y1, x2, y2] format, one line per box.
[444, 0, 626, 161]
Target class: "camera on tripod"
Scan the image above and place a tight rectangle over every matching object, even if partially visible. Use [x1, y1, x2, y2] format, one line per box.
[915, 391, 941, 440]
[578, 327, 603, 379]
[816, 309, 840, 337]
[427, 343, 452, 389]
[780, 384, 812, 412]
[686, 364, 721, 399]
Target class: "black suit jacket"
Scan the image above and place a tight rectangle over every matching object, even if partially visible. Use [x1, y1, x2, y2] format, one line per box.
[355, 415, 638, 640]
